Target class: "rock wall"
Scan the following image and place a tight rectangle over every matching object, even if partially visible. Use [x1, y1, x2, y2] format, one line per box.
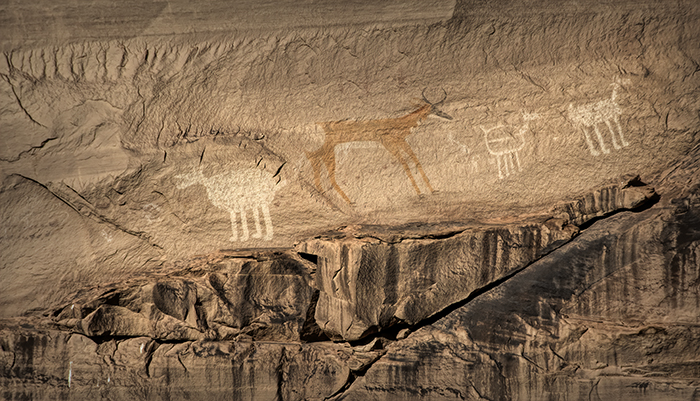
[1, 0, 699, 400]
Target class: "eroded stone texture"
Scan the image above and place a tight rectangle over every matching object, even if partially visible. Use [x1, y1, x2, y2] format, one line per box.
[48, 251, 316, 342]
[0, 0, 699, 399]
[0, 174, 163, 318]
[299, 177, 658, 341]
[0, 326, 374, 401]
[333, 150, 700, 400]
[299, 221, 578, 341]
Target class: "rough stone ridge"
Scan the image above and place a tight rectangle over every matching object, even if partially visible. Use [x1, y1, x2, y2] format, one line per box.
[332, 150, 700, 400]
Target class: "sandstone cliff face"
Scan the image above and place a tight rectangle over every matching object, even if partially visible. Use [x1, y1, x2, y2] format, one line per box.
[1, 0, 699, 400]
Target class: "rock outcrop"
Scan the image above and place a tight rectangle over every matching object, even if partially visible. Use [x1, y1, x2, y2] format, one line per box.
[1, 0, 699, 399]
[334, 152, 700, 400]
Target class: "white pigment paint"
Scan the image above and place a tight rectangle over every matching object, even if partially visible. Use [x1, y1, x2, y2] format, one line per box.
[481, 112, 537, 179]
[175, 168, 286, 242]
[142, 203, 162, 224]
[471, 155, 481, 174]
[68, 361, 72, 388]
[448, 132, 470, 156]
[568, 80, 630, 156]
[100, 229, 113, 243]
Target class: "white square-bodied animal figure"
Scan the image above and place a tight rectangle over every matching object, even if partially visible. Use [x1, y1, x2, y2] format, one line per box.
[175, 168, 286, 242]
[568, 80, 631, 156]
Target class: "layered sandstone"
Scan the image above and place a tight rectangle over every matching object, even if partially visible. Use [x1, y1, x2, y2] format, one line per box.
[1, 0, 699, 400]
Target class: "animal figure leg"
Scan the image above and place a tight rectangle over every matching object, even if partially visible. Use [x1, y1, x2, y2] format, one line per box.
[505, 153, 516, 175]
[496, 156, 504, 179]
[605, 119, 621, 149]
[593, 124, 610, 154]
[228, 210, 238, 242]
[251, 206, 263, 239]
[398, 140, 434, 193]
[503, 155, 511, 177]
[514, 151, 522, 172]
[262, 204, 273, 240]
[322, 150, 352, 204]
[306, 148, 325, 193]
[384, 142, 422, 194]
[580, 126, 600, 156]
[613, 115, 629, 147]
[239, 206, 249, 241]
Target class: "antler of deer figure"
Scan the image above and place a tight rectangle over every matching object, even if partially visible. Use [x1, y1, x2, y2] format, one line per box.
[306, 89, 452, 204]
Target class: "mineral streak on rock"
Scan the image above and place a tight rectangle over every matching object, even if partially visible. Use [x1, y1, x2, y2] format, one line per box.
[332, 150, 700, 401]
[1, 0, 699, 399]
[298, 220, 580, 341]
[296, 176, 658, 342]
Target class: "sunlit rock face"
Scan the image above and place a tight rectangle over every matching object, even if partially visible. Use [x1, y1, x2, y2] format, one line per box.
[1, 0, 699, 400]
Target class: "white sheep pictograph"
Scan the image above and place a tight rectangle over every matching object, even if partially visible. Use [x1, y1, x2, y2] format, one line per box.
[175, 168, 286, 242]
[568, 80, 630, 156]
[481, 112, 538, 179]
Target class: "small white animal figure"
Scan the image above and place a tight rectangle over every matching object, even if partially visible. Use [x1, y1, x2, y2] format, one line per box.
[481, 112, 537, 179]
[568, 81, 630, 156]
[449, 132, 479, 173]
[175, 168, 286, 241]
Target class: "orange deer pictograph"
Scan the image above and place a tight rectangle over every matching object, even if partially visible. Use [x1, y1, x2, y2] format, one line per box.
[306, 90, 452, 203]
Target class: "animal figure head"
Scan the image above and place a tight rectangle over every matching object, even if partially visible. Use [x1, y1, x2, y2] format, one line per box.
[416, 88, 453, 121]
[610, 77, 631, 103]
[174, 169, 205, 189]
[613, 76, 632, 87]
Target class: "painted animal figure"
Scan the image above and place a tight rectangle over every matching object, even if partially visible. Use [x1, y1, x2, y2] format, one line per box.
[568, 81, 630, 156]
[306, 90, 452, 203]
[175, 168, 286, 241]
[481, 112, 537, 179]
[449, 132, 480, 173]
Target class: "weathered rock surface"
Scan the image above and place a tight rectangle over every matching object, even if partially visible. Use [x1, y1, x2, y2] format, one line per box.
[1, 0, 699, 399]
[0, 324, 379, 400]
[330, 148, 700, 400]
[46, 250, 317, 342]
[299, 176, 658, 341]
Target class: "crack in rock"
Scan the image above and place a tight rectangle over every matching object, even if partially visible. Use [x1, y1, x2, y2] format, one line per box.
[324, 183, 660, 399]
[0, 136, 57, 163]
[0, 73, 47, 128]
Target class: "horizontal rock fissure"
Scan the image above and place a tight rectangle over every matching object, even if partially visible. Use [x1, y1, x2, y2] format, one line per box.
[298, 252, 319, 265]
[577, 191, 660, 231]
[0, 136, 57, 163]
